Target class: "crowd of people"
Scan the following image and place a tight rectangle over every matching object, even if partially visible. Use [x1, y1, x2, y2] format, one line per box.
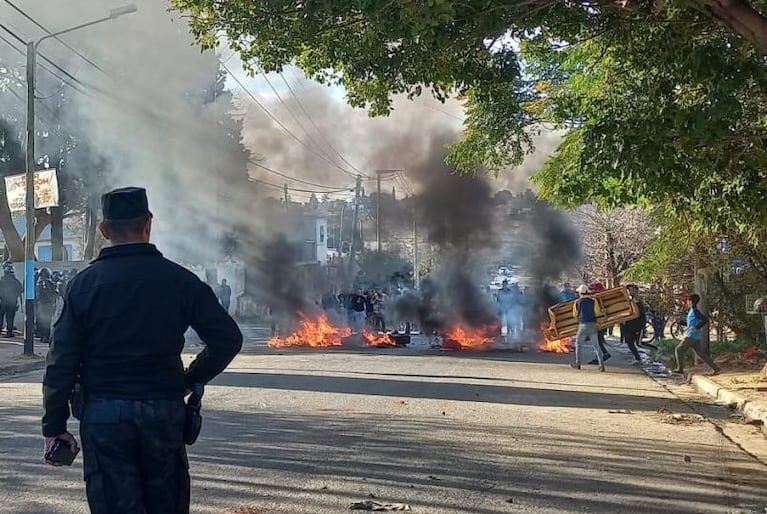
[567, 282, 720, 375]
[321, 286, 393, 333]
[0, 263, 79, 343]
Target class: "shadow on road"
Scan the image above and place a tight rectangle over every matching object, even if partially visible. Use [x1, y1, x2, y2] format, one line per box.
[212, 371, 681, 412]
[1, 387, 765, 512]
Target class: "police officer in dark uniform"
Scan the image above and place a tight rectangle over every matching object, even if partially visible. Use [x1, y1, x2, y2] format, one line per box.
[42, 187, 243, 514]
[0, 261, 23, 337]
[36, 267, 58, 344]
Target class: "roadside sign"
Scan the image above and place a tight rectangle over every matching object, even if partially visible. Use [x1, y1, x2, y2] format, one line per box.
[4, 169, 59, 212]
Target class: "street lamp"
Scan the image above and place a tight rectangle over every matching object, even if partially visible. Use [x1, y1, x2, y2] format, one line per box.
[23, 4, 138, 355]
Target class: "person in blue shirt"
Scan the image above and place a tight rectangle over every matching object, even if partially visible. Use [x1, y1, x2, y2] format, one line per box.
[559, 283, 577, 302]
[673, 294, 721, 375]
[570, 284, 605, 371]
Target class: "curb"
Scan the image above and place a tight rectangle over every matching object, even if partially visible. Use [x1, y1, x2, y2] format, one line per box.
[690, 374, 767, 436]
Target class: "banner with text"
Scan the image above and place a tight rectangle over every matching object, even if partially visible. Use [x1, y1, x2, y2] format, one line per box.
[4, 169, 59, 212]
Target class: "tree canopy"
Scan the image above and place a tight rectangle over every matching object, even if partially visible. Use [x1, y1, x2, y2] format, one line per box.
[172, 0, 767, 172]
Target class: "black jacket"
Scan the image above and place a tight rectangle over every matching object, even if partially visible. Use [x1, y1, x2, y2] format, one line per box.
[42, 243, 243, 437]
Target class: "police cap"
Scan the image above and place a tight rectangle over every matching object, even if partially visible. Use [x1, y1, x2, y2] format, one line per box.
[101, 187, 152, 221]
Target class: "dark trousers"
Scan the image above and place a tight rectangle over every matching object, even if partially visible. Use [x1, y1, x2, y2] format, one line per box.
[597, 329, 609, 356]
[37, 306, 54, 343]
[675, 337, 720, 372]
[0, 304, 16, 336]
[623, 329, 642, 360]
[81, 399, 190, 514]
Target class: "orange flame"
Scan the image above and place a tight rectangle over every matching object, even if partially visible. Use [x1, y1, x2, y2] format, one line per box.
[442, 323, 498, 350]
[362, 332, 398, 347]
[539, 337, 572, 353]
[268, 313, 352, 348]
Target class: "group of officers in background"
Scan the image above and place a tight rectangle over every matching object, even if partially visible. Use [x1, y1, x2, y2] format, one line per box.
[0, 262, 77, 343]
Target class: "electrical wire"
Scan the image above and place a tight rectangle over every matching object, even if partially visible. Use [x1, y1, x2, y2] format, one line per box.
[222, 60, 363, 181]
[249, 158, 354, 190]
[4, 0, 109, 76]
[278, 71, 369, 178]
[257, 68, 342, 169]
[412, 98, 464, 121]
[248, 177, 354, 194]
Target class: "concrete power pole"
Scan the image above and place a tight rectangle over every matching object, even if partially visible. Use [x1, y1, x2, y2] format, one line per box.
[413, 215, 419, 290]
[24, 42, 36, 356]
[376, 171, 382, 252]
[347, 174, 363, 280]
[283, 183, 289, 212]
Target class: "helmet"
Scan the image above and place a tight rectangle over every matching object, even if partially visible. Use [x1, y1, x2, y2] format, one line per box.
[38, 268, 52, 280]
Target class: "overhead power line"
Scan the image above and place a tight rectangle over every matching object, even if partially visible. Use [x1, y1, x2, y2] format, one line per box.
[4, 0, 108, 76]
[248, 158, 354, 190]
[248, 177, 354, 195]
[221, 60, 363, 181]
[257, 69, 342, 172]
[277, 71, 368, 178]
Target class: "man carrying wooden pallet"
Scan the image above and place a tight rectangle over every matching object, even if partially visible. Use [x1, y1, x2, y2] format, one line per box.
[571, 285, 606, 372]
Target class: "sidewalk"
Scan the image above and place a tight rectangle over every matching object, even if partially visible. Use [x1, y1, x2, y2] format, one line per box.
[0, 337, 47, 376]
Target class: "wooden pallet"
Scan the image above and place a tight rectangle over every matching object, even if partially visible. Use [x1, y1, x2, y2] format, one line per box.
[543, 286, 639, 342]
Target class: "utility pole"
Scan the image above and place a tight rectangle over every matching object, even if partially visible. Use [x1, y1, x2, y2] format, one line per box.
[347, 174, 363, 280]
[413, 215, 419, 290]
[376, 171, 381, 252]
[24, 42, 35, 356]
[22, 4, 138, 356]
[283, 183, 289, 212]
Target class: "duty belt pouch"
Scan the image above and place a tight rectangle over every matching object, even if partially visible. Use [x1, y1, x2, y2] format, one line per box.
[69, 382, 84, 421]
[183, 384, 204, 446]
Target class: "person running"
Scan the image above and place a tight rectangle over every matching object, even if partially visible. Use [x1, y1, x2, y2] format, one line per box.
[571, 285, 605, 372]
[672, 294, 721, 375]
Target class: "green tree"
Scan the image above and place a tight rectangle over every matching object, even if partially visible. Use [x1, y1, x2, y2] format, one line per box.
[172, 0, 767, 174]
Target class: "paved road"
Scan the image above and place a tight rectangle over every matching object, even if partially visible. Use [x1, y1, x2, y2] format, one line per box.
[1, 339, 766, 513]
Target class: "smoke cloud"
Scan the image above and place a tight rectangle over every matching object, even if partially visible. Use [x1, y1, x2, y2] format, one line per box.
[0, 1, 580, 329]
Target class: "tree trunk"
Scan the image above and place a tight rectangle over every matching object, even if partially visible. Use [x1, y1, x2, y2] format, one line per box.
[19, 210, 51, 261]
[0, 184, 24, 261]
[51, 206, 64, 261]
[83, 195, 98, 260]
[694, 0, 767, 53]
[694, 259, 712, 356]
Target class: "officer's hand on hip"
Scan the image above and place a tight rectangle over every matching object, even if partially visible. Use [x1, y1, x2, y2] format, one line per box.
[43, 432, 79, 465]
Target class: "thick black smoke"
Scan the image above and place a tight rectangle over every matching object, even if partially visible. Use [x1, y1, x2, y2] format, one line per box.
[526, 203, 582, 286]
[523, 202, 582, 323]
[253, 235, 309, 317]
[386, 131, 499, 332]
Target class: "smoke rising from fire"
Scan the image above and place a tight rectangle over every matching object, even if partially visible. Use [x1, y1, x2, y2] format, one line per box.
[1, 0, 257, 264]
[1, 1, 579, 327]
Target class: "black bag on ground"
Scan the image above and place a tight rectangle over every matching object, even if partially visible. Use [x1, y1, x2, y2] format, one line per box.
[184, 384, 204, 445]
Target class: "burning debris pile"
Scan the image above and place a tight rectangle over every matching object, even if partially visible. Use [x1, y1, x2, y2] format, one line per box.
[440, 323, 501, 351]
[268, 314, 351, 348]
[362, 332, 398, 347]
[539, 337, 572, 353]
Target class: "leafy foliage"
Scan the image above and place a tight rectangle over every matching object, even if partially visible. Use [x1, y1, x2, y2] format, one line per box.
[526, 16, 767, 243]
